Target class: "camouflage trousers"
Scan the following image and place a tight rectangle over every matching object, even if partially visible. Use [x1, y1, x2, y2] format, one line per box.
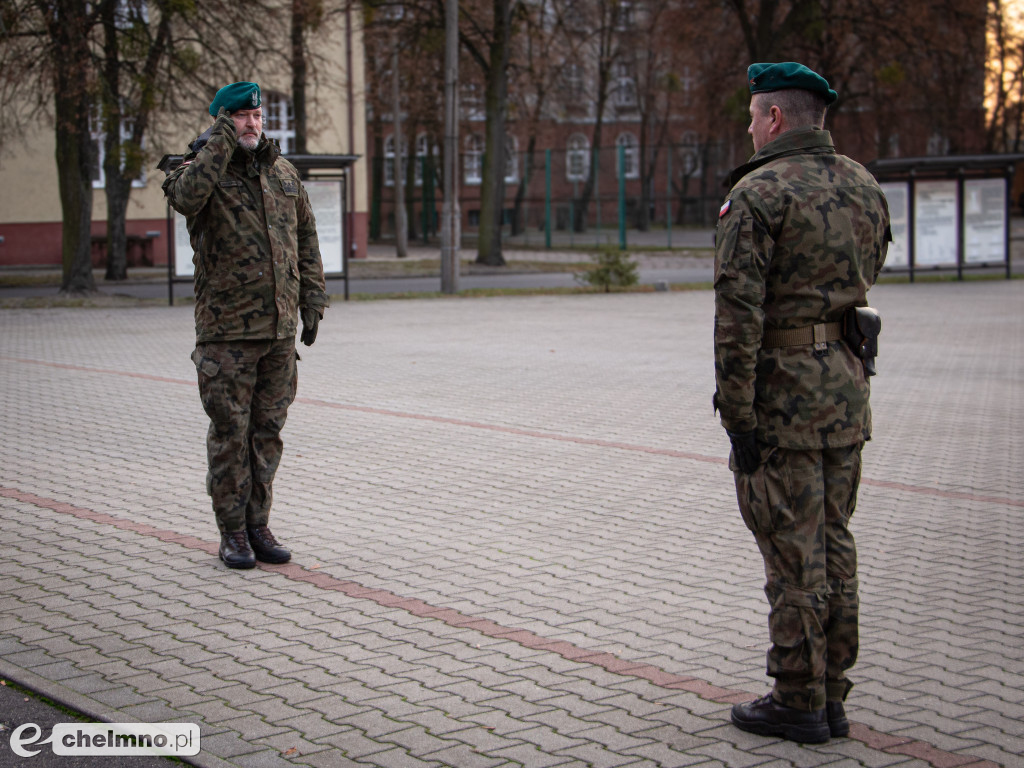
[733, 443, 862, 711]
[191, 339, 298, 533]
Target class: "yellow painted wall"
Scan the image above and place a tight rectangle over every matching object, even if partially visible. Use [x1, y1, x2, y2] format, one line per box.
[0, 4, 367, 262]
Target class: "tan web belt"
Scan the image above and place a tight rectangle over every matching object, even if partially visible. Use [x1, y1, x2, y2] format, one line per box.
[762, 322, 842, 350]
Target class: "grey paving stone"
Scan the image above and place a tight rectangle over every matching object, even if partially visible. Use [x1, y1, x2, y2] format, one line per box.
[485, 743, 578, 767]
[2, 284, 1023, 768]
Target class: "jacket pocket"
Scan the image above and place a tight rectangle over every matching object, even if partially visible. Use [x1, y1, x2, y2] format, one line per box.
[205, 260, 267, 296]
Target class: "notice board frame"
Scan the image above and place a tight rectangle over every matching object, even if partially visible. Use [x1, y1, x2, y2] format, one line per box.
[156, 153, 359, 304]
[867, 154, 1024, 282]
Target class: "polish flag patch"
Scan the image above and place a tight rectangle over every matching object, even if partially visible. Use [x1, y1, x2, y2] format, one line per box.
[719, 199, 731, 218]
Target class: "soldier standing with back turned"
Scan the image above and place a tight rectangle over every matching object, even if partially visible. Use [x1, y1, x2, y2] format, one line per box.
[162, 81, 329, 569]
[713, 63, 889, 743]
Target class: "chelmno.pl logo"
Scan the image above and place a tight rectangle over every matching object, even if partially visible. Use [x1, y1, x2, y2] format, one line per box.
[8, 722, 200, 758]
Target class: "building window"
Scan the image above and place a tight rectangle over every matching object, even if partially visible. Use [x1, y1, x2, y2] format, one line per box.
[567, 133, 590, 182]
[613, 62, 637, 110]
[384, 135, 409, 187]
[505, 136, 519, 183]
[680, 65, 693, 108]
[616, 133, 639, 179]
[461, 82, 484, 120]
[113, 0, 148, 27]
[262, 91, 295, 154]
[927, 132, 949, 156]
[561, 0, 586, 31]
[464, 134, 484, 185]
[615, 0, 635, 31]
[679, 130, 702, 176]
[90, 109, 145, 188]
[415, 134, 427, 186]
[563, 62, 584, 103]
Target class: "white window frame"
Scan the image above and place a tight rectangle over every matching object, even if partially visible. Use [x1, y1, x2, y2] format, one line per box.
[505, 135, 519, 184]
[90, 110, 145, 189]
[679, 130, 702, 176]
[112, 0, 148, 27]
[464, 134, 484, 185]
[680, 65, 694, 108]
[262, 91, 295, 154]
[566, 133, 590, 182]
[616, 133, 639, 179]
[384, 134, 409, 187]
[927, 132, 949, 156]
[461, 82, 485, 121]
[563, 62, 584, 103]
[415, 134, 441, 186]
[613, 62, 638, 109]
[615, 0, 635, 31]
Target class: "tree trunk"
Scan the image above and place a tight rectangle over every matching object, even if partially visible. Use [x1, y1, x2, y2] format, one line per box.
[404, 117, 418, 242]
[51, 0, 96, 295]
[574, 9, 614, 234]
[511, 136, 535, 237]
[104, 175, 131, 281]
[370, 115, 384, 240]
[475, 0, 510, 266]
[101, 0, 128, 281]
[391, 31, 408, 258]
[574, 118, 604, 233]
[291, 0, 308, 154]
[97, 0, 170, 282]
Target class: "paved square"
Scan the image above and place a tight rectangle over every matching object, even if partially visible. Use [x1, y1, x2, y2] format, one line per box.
[1, 280, 1021, 767]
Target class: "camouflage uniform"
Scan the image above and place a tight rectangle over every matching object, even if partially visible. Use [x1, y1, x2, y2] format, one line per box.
[163, 112, 329, 533]
[714, 127, 889, 711]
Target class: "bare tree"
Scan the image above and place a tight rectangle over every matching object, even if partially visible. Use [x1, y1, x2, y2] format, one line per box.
[98, 0, 173, 282]
[2, 0, 288, 292]
[0, 1, 99, 294]
[987, 0, 1024, 152]
[506, 0, 571, 236]
[571, 0, 622, 233]
[459, 0, 516, 266]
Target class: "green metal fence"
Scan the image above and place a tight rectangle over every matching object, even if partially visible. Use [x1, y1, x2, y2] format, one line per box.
[370, 142, 726, 250]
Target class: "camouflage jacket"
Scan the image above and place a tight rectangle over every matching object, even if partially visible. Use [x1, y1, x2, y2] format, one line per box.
[713, 128, 890, 449]
[162, 113, 329, 343]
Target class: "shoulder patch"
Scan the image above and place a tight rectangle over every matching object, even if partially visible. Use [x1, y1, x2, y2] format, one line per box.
[719, 199, 731, 218]
[281, 178, 299, 196]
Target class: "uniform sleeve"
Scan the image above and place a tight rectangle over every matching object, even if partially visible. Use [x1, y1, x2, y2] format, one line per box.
[712, 190, 773, 434]
[872, 190, 892, 283]
[296, 182, 330, 314]
[161, 113, 237, 217]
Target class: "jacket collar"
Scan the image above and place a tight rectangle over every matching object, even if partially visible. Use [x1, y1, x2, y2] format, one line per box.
[233, 136, 280, 176]
[726, 127, 835, 188]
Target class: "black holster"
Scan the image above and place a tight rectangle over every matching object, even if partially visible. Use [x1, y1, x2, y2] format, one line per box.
[843, 306, 881, 376]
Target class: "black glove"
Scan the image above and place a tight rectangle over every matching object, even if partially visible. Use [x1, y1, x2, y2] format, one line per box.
[190, 108, 233, 152]
[727, 429, 761, 474]
[300, 307, 320, 346]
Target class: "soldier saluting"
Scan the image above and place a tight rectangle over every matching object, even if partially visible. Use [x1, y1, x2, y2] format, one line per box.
[163, 81, 329, 569]
[713, 62, 889, 743]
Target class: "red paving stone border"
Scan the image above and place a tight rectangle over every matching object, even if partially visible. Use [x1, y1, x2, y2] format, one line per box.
[0, 484, 1000, 768]
[2, 354, 1021, 511]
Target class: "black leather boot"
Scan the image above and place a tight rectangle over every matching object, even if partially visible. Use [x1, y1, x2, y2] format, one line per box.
[827, 701, 850, 737]
[219, 530, 256, 569]
[731, 694, 830, 743]
[247, 525, 291, 564]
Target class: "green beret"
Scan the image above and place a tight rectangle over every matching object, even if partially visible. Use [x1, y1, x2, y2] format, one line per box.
[208, 81, 262, 116]
[747, 62, 837, 105]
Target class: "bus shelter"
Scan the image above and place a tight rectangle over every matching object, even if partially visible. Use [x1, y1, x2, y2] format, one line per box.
[156, 154, 358, 304]
[867, 154, 1024, 282]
